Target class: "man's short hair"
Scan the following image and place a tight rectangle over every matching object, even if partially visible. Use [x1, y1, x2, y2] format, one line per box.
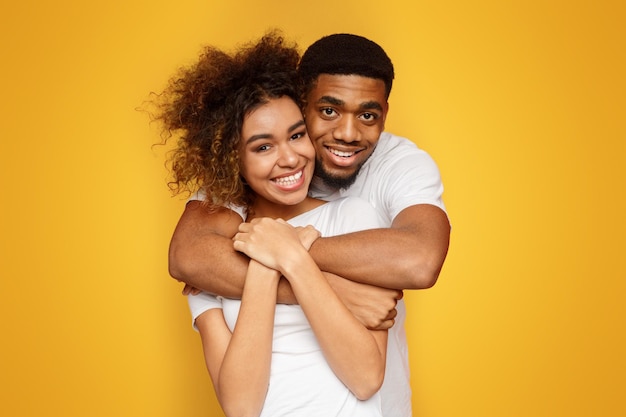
[298, 33, 395, 99]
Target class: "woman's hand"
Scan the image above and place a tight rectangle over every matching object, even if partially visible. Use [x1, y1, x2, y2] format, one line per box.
[294, 225, 321, 250]
[233, 218, 320, 272]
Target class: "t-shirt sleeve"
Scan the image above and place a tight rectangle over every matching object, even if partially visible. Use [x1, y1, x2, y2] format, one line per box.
[187, 292, 223, 331]
[383, 150, 446, 221]
[187, 189, 246, 220]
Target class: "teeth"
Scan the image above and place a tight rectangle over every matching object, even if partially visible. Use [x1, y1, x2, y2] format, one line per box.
[274, 170, 303, 185]
[330, 149, 355, 157]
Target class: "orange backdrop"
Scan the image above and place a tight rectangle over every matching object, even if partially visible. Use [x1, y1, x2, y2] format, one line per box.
[1, 1, 624, 416]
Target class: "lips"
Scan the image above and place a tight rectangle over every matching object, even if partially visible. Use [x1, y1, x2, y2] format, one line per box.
[329, 148, 357, 158]
[324, 145, 365, 167]
[272, 169, 303, 186]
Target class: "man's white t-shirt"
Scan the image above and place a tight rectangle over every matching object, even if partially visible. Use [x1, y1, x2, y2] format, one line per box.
[307, 132, 446, 417]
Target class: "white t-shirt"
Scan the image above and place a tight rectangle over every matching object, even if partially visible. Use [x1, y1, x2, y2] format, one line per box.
[189, 197, 386, 417]
[190, 132, 447, 417]
[307, 132, 447, 417]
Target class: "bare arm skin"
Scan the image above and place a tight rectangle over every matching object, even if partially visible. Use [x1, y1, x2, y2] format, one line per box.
[168, 201, 431, 327]
[234, 219, 387, 399]
[308, 204, 451, 290]
[195, 260, 280, 417]
[168, 201, 297, 303]
[170, 202, 448, 291]
[195, 223, 389, 417]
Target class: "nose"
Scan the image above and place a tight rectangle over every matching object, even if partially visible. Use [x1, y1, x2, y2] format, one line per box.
[277, 143, 298, 167]
[333, 116, 360, 143]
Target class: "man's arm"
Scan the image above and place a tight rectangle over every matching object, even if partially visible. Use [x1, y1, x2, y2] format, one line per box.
[168, 201, 297, 302]
[309, 204, 450, 290]
[169, 201, 402, 329]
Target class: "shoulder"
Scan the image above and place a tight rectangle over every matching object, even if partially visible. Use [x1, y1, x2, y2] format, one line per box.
[375, 132, 420, 153]
[364, 132, 441, 178]
[369, 132, 435, 167]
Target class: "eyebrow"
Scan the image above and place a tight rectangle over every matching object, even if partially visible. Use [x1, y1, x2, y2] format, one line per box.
[317, 95, 384, 112]
[318, 95, 344, 106]
[244, 119, 306, 145]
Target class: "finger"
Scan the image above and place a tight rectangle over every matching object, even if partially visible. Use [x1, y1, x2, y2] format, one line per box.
[376, 319, 395, 330]
[238, 222, 251, 232]
[233, 240, 244, 252]
[182, 284, 192, 295]
[232, 232, 247, 242]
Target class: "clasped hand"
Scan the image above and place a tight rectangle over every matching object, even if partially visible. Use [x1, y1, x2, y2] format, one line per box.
[233, 217, 320, 272]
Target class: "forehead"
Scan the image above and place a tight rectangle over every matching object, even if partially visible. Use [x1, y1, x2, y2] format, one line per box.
[243, 97, 302, 131]
[307, 74, 387, 107]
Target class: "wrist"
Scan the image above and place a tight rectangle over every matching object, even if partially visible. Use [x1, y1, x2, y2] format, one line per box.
[281, 250, 315, 282]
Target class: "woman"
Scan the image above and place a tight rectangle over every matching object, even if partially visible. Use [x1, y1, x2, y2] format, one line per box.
[152, 32, 387, 417]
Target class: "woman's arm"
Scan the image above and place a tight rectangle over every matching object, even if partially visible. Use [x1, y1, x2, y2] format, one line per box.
[287, 254, 388, 399]
[234, 219, 388, 399]
[171, 202, 403, 330]
[195, 260, 280, 417]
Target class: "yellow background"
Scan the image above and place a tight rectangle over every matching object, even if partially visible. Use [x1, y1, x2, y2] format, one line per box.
[1, 1, 624, 416]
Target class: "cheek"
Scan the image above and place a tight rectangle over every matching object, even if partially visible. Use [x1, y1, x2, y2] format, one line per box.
[308, 138, 324, 156]
[298, 139, 317, 160]
[304, 116, 327, 138]
[239, 154, 261, 183]
[365, 123, 384, 142]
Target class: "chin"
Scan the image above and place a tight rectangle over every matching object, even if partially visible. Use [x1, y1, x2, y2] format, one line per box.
[281, 193, 308, 206]
[318, 169, 359, 190]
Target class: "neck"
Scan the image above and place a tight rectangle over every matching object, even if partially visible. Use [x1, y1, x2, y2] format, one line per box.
[247, 197, 325, 221]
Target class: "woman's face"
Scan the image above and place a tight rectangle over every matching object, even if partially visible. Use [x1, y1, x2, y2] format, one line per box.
[239, 96, 315, 207]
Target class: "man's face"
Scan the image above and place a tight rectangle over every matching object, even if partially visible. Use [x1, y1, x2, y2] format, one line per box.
[303, 74, 388, 189]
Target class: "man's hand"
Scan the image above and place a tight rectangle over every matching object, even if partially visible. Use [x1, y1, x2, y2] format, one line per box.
[181, 284, 202, 296]
[325, 272, 403, 330]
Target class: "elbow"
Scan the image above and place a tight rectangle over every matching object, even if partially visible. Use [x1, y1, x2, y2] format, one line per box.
[219, 392, 264, 417]
[351, 365, 385, 401]
[167, 243, 183, 281]
[410, 265, 440, 290]
[352, 372, 385, 401]
[168, 239, 192, 282]
[221, 405, 261, 417]
[405, 231, 450, 289]
[404, 251, 448, 290]
[353, 385, 383, 401]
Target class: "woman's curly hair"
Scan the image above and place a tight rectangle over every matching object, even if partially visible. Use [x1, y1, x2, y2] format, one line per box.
[151, 31, 301, 210]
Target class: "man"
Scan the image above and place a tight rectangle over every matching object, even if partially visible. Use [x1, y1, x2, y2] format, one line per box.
[170, 33, 450, 417]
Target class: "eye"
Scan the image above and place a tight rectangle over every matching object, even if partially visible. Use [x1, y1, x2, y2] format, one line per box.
[320, 107, 337, 118]
[290, 130, 307, 140]
[359, 112, 378, 121]
[256, 144, 271, 152]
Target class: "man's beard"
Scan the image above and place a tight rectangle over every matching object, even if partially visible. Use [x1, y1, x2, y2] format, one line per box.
[315, 158, 363, 190]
